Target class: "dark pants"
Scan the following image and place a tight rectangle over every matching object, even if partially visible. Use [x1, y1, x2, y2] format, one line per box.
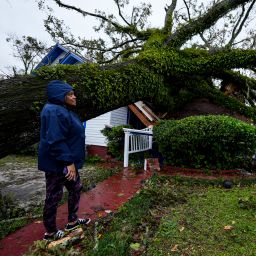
[43, 171, 83, 233]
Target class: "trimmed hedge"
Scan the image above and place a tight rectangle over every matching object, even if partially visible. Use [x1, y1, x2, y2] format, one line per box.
[153, 115, 256, 171]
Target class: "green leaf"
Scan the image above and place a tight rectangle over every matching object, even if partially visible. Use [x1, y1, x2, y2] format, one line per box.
[130, 243, 141, 251]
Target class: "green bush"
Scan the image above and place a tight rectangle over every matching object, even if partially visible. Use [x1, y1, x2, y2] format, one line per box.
[153, 115, 256, 171]
[101, 125, 131, 160]
[85, 155, 103, 164]
[0, 191, 26, 221]
[101, 125, 150, 163]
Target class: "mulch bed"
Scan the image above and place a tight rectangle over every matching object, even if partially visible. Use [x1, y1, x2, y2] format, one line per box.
[160, 166, 256, 180]
[97, 160, 123, 169]
[96, 157, 256, 181]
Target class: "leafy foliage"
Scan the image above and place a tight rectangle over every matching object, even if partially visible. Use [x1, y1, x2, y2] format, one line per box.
[154, 115, 256, 170]
[0, 192, 19, 220]
[238, 195, 256, 210]
[6, 35, 47, 75]
[101, 125, 131, 160]
[0, 191, 30, 239]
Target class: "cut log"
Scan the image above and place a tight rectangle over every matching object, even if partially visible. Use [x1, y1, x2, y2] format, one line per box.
[47, 227, 84, 249]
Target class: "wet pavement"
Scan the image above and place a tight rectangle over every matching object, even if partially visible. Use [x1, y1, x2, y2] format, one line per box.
[0, 157, 45, 208]
[0, 168, 152, 256]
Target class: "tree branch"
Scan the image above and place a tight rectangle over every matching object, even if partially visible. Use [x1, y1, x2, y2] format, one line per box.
[114, 0, 131, 26]
[164, 0, 177, 32]
[183, 0, 191, 19]
[229, 4, 246, 45]
[165, 0, 253, 48]
[140, 48, 256, 76]
[228, 0, 256, 46]
[52, 0, 148, 38]
[53, 0, 122, 30]
[195, 49, 256, 73]
[100, 48, 142, 64]
[214, 69, 256, 90]
[63, 37, 141, 52]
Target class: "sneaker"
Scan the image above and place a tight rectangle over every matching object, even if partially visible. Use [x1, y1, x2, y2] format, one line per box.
[65, 218, 91, 231]
[43, 230, 65, 241]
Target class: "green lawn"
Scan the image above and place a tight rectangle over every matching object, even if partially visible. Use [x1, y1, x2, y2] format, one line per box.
[148, 180, 256, 256]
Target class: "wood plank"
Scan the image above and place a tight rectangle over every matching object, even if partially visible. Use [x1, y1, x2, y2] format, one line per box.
[47, 227, 84, 249]
[128, 104, 153, 126]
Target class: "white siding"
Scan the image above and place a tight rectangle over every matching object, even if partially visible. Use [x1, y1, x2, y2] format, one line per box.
[85, 112, 111, 146]
[110, 107, 128, 126]
[85, 107, 128, 147]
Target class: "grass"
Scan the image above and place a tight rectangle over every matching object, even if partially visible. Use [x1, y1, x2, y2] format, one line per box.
[0, 154, 37, 167]
[26, 174, 256, 256]
[148, 179, 256, 256]
[80, 164, 121, 192]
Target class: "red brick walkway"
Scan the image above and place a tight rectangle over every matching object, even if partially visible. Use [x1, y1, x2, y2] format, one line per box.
[0, 168, 152, 256]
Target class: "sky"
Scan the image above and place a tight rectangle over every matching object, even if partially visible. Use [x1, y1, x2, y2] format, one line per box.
[0, 0, 169, 75]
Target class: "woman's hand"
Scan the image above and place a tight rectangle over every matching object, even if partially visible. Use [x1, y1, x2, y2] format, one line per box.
[65, 163, 76, 181]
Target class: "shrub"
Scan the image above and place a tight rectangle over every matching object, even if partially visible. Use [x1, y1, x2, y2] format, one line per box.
[101, 125, 149, 163]
[85, 155, 102, 164]
[101, 125, 131, 160]
[153, 115, 256, 171]
[0, 191, 25, 221]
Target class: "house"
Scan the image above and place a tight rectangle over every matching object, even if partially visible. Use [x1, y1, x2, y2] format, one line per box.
[35, 43, 159, 158]
[34, 43, 86, 68]
[85, 101, 159, 158]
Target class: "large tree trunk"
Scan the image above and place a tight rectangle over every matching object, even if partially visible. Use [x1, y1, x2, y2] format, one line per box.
[1, 46, 256, 158]
[0, 63, 162, 158]
[0, 76, 46, 158]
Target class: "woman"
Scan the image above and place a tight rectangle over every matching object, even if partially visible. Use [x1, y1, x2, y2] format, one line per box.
[38, 80, 90, 241]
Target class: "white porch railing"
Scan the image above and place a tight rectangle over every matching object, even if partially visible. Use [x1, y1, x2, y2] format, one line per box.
[123, 127, 153, 168]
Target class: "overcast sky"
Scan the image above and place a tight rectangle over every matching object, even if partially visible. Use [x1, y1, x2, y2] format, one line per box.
[0, 0, 169, 75]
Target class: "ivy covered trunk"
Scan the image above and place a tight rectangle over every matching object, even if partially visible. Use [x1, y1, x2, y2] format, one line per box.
[0, 63, 163, 158]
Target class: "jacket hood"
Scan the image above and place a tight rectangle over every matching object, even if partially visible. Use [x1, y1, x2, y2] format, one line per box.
[47, 80, 74, 105]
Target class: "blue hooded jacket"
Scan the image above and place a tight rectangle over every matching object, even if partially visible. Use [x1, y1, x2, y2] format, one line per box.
[38, 80, 85, 173]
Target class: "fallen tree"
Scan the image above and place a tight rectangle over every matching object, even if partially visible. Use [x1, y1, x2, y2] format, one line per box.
[1, 0, 256, 158]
